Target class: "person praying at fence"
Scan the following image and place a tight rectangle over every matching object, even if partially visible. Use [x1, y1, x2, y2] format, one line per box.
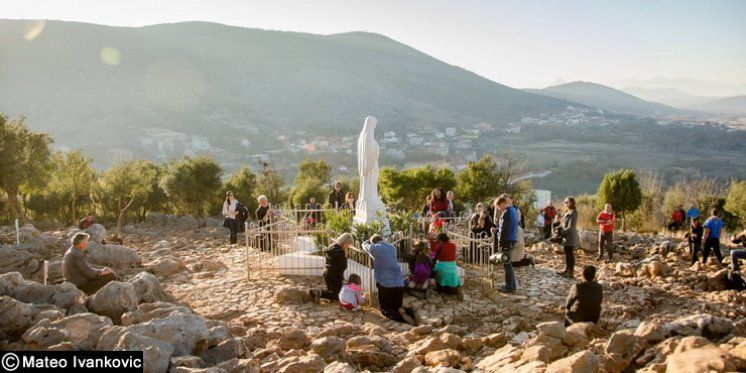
[339, 273, 366, 311]
[363, 234, 419, 325]
[255, 195, 273, 252]
[406, 240, 433, 298]
[63, 232, 117, 295]
[429, 232, 463, 299]
[310, 233, 352, 303]
[467, 208, 494, 264]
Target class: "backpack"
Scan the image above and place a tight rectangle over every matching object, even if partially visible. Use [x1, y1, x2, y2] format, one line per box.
[236, 203, 250, 222]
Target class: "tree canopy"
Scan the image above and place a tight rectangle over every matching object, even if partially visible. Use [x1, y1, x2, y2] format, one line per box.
[160, 156, 222, 217]
[596, 169, 643, 230]
[0, 114, 52, 220]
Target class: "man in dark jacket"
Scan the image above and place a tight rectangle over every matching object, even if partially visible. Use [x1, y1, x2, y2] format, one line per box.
[328, 182, 345, 210]
[63, 233, 117, 295]
[565, 265, 603, 326]
[493, 196, 518, 294]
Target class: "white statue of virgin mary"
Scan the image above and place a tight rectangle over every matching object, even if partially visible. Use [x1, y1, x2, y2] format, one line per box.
[354, 116, 387, 226]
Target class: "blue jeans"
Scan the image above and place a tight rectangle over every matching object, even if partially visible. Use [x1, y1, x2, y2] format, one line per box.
[731, 250, 746, 271]
[503, 241, 517, 291]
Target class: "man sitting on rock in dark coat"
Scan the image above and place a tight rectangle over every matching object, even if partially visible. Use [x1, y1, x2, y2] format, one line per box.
[565, 265, 603, 326]
[63, 232, 117, 295]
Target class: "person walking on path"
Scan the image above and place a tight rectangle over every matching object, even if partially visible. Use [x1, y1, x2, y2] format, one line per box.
[557, 197, 579, 278]
[63, 233, 117, 295]
[596, 203, 616, 260]
[703, 209, 725, 267]
[688, 217, 704, 265]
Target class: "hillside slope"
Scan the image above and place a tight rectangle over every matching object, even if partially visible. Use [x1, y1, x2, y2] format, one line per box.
[529, 81, 679, 116]
[0, 20, 569, 152]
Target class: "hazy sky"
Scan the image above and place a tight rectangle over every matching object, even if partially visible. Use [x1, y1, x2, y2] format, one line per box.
[4, 0, 746, 88]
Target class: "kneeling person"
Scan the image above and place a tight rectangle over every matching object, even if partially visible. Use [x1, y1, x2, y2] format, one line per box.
[565, 265, 602, 326]
[63, 233, 117, 295]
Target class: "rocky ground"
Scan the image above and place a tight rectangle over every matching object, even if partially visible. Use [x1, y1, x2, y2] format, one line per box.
[1, 215, 746, 372]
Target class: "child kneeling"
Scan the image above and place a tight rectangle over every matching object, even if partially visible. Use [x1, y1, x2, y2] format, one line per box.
[407, 240, 432, 297]
[339, 274, 366, 311]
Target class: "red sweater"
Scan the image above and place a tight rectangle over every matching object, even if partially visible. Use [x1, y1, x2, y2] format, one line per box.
[596, 212, 615, 232]
[429, 200, 449, 214]
[430, 240, 457, 262]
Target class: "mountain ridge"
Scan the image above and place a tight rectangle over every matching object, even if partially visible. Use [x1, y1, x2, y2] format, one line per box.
[527, 81, 681, 116]
[0, 19, 571, 158]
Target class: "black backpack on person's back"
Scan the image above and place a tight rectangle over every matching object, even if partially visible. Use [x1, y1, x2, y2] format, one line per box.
[236, 203, 250, 222]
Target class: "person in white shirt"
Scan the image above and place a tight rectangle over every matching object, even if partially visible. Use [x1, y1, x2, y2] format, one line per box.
[222, 191, 239, 244]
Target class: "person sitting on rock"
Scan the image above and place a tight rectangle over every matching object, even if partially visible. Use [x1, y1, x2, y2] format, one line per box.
[63, 232, 117, 295]
[363, 234, 419, 325]
[78, 212, 95, 230]
[310, 233, 352, 303]
[565, 265, 603, 326]
[339, 273, 366, 311]
[730, 230, 746, 272]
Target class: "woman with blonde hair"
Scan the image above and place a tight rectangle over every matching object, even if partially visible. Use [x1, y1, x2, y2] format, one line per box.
[311, 233, 354, 303]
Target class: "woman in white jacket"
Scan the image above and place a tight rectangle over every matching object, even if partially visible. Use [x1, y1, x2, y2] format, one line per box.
[222, 191, 239, 244]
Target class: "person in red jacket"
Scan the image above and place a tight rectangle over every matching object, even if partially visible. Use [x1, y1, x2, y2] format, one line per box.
[428, 188, 449, 217]
[668, 205, 686, 231]
[541, 202, 557, 239]
[596, 203, 616, 260]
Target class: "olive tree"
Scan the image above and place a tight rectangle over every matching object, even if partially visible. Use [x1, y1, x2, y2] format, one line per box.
[0, 114, 52, 221]
[596, 169, 642, 231]
[93, 159, 156, 232]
